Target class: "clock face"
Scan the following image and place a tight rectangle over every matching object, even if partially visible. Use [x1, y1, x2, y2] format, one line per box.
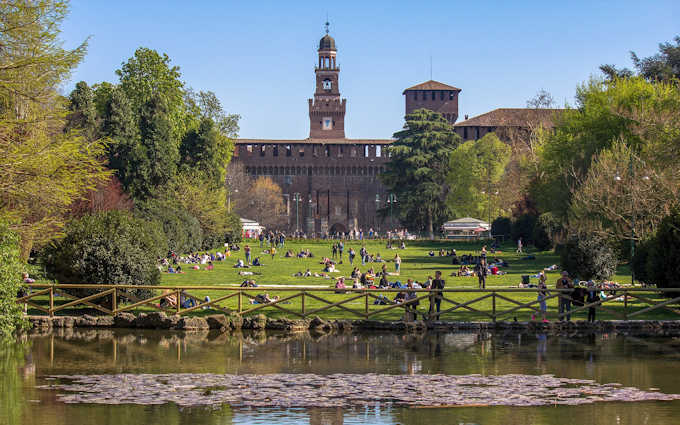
[322, 79, 332, 90]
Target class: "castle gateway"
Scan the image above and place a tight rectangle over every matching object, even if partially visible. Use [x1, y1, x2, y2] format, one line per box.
[233, 29, 393, 235]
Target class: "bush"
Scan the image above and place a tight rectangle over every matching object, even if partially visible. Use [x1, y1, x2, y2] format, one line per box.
[647, 210, 680, 289]
[42, 211, 165, 299]
[631, 238, 652, 285]
[136, 199, 203, 254]
[201, 213, 242, 250]
[491, 217, 511, 239]
[560, 233, 618, 281]
[532, 221, 552, 251]
[0, 220, 26, 338]
[511, 214, 538, 244]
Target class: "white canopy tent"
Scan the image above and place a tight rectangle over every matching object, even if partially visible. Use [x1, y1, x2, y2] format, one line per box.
[441, 217, 490, 240]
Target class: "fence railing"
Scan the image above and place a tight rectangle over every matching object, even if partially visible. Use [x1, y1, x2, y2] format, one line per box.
[16, 284, 680, 322]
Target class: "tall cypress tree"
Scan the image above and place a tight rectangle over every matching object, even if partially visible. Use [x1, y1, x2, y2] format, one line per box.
[381, 109, 460, 238]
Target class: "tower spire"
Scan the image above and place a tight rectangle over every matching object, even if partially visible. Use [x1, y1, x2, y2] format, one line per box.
[325, 16, 329, 34]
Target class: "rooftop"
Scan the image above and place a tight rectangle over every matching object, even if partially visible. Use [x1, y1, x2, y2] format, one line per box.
[403, 80, 462, 93]
[454, 108, 566, 127]
[236, 138, 394, 145]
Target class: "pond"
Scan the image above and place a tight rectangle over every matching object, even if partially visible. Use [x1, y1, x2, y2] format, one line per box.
[2, 329, 680, 425]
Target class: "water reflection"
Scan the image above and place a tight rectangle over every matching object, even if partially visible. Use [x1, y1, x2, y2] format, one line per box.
[3, 329, 680, 425]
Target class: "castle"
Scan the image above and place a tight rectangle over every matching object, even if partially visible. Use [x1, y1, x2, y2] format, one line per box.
[233, 27, 560, 234]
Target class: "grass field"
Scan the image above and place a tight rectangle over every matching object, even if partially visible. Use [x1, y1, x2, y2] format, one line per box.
[29, 239, 676, 322]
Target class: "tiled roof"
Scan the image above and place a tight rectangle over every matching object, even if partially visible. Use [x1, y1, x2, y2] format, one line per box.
[236, 138, 394, 145]
[454, 108, 566, 127]
[403, 80, 461, 93]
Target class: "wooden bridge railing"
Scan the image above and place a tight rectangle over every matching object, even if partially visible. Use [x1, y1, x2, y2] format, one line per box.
[16, 284, 680, 321]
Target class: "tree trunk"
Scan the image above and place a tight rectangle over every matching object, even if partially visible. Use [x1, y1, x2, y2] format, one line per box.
[427, 207, 434, 240]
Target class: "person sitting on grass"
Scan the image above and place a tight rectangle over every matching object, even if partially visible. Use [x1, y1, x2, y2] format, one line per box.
[205, 261, 214, 271]
[428, 250, 435, 257]
[252, 257, 263, 266]
[394, 290, 406, 303]
[379, 273, 389, 288]
[167, 266, 176, 273]
[335, 277, 347, 293]
[352, 278, 362, 289]
[285, 249, 294, 258]
[240, 279, 257, 287]
[400, 241, 406, 249]
[251, 293, 279, 304]
[351, 267, 360, 279]
[160, 290, 177, 309]
[233, 259, 247, 268]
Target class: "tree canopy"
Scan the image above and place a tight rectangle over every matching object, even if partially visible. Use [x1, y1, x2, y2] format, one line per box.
[381, 109, 459, 237]
[447, 133, 511, 220]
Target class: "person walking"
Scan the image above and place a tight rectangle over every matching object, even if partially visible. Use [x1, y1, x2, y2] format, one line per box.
[475, 259, 487, 289]
[270, 245, 276, 261]
[394, 253, 401, 274]
[556, 271, 573, 321]
[430, 271, 445, 320]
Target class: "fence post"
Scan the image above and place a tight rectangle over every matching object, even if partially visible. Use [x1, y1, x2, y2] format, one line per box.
[301, 292, 306, 317]
[112, 287, 117, 314]
[492, 291, 496, 322]
[365, 290, 369, 318]
[624, 290, 628, 320]
[238, 290, 242, 314]
[176, 289, 181, 315]
[49, 286, 54, 317]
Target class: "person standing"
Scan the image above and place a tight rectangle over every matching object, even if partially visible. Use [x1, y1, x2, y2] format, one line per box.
[244, 244, 251, 265]
[270, 245, 276, 261]
[430, 271, 445, 320]
[556, 271, 573, 321]
[536, 278, 549, 322]
[475, 259, 487, 289]
[349, 247, 355, 265]
[394, 253, 402, 274]
[339, 241, 344, 260]
[586, 280, 598, 322]
[517, 237, 523, 254]
[332, 243, 338, 259]
[258, 232, 264, 248]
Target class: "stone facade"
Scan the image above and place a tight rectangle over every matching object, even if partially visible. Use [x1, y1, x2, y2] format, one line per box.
[234, 139, 392, 234]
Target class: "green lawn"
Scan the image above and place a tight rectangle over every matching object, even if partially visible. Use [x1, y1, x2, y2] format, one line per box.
[27, 239, 678, 322]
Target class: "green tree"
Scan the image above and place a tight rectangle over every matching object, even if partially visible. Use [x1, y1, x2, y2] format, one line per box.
[123, 94, 179, 199]
[179, 117, 233, 188]
[532, 77, 680, 222]
[601, 35, 680, 83]
[116, 47, 186, 140]
[647, 210, 680, 289]
[447, 133, 511, 220]
[0, 0, 110, 257]
[0, 220, 26, 338]
[382, 109, 459, 237]
[66, 81, 99, 140]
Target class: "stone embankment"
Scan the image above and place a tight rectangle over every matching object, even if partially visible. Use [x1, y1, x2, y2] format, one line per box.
[25, 313, 680, 336]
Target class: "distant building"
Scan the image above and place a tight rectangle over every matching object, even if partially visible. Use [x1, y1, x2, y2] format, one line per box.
[442, 217, 490, 240]
[403, 80, 462, 124]
[233, 26, 392, 235]
[452, 108, 565, 142]
[234, 26, 566, 235]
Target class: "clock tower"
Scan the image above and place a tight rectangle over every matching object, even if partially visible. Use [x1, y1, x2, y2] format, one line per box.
[308, 23, 346, 139]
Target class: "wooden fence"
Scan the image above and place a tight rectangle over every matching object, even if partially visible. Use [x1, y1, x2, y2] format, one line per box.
[16, 284, 680, 321]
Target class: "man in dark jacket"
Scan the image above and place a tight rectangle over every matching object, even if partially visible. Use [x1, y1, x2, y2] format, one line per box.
[430, 271, 445, 320]
[475, 260, 488, 289]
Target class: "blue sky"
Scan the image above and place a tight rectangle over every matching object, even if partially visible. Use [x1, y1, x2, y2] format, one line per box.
[62, 0, 678, 139]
